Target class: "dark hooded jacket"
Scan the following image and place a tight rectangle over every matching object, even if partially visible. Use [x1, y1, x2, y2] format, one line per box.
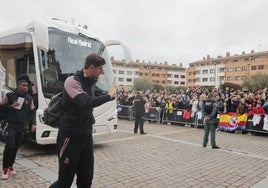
[59, 70, 112, 139]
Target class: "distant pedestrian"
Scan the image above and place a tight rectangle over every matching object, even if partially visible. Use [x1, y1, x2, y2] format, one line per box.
[133, 91, 147, 134]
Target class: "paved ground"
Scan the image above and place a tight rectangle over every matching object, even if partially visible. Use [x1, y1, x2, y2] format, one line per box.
[1, 119, 268, 187]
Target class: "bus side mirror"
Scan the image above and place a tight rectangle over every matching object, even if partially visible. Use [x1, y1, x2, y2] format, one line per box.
[103, 40, 132, 64]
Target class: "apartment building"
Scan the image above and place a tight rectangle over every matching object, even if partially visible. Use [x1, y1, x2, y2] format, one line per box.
[112, 60, 139, 86]
[111, 57, 186, 87]
[187, 50, 268, 88]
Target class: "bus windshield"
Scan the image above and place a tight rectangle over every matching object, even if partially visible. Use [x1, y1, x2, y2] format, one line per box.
[39, 28, 114, 97]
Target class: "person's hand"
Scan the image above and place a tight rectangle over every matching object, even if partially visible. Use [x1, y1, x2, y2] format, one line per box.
[31, 125, 36, 132]
[11, 102, 20, 108]
[108, 83, 117, 99]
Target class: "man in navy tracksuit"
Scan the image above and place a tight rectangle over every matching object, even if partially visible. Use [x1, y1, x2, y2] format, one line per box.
[0, 76, 36, 180]
[50, 53, 117, 188]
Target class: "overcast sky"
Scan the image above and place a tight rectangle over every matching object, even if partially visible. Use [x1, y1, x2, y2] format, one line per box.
[1, 0, 268, 67]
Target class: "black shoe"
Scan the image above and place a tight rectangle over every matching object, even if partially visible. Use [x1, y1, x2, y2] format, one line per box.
[212, 146, 220, 149]
[140, 132, 147, 135]
[134, 132, 137, 134]
[203, 145, 207, 148]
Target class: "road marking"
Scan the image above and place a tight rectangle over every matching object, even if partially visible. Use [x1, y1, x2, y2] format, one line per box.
[95, 135, 141, 144]
[101, 129, 268, 162]
[94, 129, 194, 144]
[152, 135, 201, 147]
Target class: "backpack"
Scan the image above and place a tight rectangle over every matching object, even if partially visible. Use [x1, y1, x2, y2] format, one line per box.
[203, 100, 214, 114]
[43, 75, 81, 128]
[43, 91, 63, 128]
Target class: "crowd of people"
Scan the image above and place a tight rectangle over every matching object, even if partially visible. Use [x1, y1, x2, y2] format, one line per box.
[116, 86, 268, 126]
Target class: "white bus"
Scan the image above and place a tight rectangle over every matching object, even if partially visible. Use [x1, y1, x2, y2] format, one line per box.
[0, 18, 132, 145]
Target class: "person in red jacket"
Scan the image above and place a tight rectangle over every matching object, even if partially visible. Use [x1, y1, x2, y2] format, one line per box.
[247, 101, 265, 117]
[247, 101, 265, 127]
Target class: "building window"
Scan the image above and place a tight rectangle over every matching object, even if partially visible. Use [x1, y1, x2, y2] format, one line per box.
[258, 65, 264, 69]
[113, 69, 117, 74]
[251, 66, 257, 70]
[118, 70, 124, 74]
[242, 66, 247, 71]
[188, 79, 192, 83]
[202, 78, 208, 82]
[180, 81, 185, 85]
[152, 73, 155, 77]
[227, 68, 233, 72]
[126, 78, 132, 82]
[174, 75, 179, 78]
[180, 75, 185, 79]
[202, 70, 208, 74]
[233, 59, 238, 63]
[188, 72, 192, 75]
[118, 78, 124, 82]
[242, 76, 247, 80]
[174, 81, 179, 85]
[126, 71, 132, 75]
[254, 57, 260, 61]
[210, 77, 215, 81]
[210, 69, 215, 73]
[162, 81, 165, 84]
[227, 77, 232, 81]
[219, 68, 225, 73]
[235, 67, 241, 71]
[235, 76, 241, 80]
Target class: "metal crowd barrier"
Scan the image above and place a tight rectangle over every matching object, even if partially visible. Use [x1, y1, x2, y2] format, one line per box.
[246, 116, 268, 134]
[117, 105, 161, 122]
[117, 105, 133, 120]
[117, 105, 203, 127]
[161, 109, 204, 128]
[117, 105, 268, 134]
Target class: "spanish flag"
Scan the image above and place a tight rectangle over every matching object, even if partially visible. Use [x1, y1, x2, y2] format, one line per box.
[219, 113, 247, 131]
